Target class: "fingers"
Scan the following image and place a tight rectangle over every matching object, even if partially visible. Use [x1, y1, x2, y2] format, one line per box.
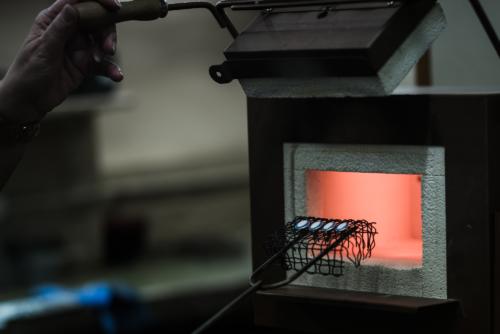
[38, 0, 119, 55]
[40, 0, 123, 83]
[96, 58, 124, 82]
[71, 49, 93, 75]
[43, 0, 76, 21]
[78, 0, 119, 59]
[32, 0, 75, 32]
[67, 31, 92, 53]
[70, 48, 124, 83]
[97, 25, 117, 56]
[68, 31, 123, 82]
[41, 5, 79, 55]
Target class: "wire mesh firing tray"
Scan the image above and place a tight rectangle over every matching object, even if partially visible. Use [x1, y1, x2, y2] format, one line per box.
[191, 217, 376, 334]
[266, 217, 377, 277]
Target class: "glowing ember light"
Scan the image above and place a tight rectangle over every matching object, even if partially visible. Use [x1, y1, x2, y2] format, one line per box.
[307, 170, 423, 268]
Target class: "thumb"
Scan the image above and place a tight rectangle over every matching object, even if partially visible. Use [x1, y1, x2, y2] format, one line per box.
[42, 5, 79, 55]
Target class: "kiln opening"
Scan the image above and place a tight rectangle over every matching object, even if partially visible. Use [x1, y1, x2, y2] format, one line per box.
[307, 170, 423, 268]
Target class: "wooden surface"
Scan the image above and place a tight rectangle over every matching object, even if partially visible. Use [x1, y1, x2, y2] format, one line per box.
[257, 285, 460, 314]
[225, 0, 436, 75]
[255, 286, 460, 334]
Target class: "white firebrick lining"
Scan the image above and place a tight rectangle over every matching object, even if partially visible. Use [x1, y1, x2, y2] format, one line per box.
[283, 143, 447, 299]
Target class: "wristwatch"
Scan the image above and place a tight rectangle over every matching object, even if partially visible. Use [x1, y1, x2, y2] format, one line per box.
[0, 114, 40, 145]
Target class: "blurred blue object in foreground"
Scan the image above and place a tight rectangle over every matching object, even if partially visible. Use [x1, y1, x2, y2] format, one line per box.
[0, 283, 154, 334]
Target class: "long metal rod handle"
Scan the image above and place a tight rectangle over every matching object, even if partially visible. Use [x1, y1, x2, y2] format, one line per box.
[469, 0, 500, 58]
[190, 232, 305, 334]
[191, 226, 356, 334]
[167, 2, 239, 38]
[168, 2, 224, 27]
[191, 280, 263, 334]
[248, 233, 306, 283]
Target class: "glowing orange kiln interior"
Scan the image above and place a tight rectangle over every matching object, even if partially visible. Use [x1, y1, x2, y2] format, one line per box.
[307, 171, 423, 267]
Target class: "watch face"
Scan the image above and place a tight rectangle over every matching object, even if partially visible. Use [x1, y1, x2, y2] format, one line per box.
[19, 123, 41, 142]
[0, 117, 40, 145]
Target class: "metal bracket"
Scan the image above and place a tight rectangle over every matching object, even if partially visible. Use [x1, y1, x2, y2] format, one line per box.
[215, 0, 401, 37]
[169, 0, 402, 39]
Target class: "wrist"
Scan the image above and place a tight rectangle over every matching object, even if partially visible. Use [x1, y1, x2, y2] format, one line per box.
[0, 81, 42, 146]
[0, 80, 42, 123]
[0, 114, 40, 146]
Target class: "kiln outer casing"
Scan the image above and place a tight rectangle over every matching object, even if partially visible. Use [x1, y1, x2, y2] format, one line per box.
[247, 89, 500, 333]
[240, 5, 446, 98]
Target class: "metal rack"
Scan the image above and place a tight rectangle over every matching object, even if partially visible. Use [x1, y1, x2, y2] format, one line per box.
[191, 216, 377, 334]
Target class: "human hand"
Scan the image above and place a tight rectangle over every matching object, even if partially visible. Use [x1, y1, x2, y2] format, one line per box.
[0, 0, 124, 123]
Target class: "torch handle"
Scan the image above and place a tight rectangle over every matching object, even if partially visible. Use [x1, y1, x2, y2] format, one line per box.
[76, 0, 168, 31]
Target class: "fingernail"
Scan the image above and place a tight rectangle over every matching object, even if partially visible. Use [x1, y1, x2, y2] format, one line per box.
[114, 0, 122, 8]
[111, 33, 117, 54]
[93, 51, 102, 63]
[115, 66, 124, 82]
[62, 4, 77, 23]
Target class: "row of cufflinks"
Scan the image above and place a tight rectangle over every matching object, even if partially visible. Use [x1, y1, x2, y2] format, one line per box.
[293, 217, 348, 234]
